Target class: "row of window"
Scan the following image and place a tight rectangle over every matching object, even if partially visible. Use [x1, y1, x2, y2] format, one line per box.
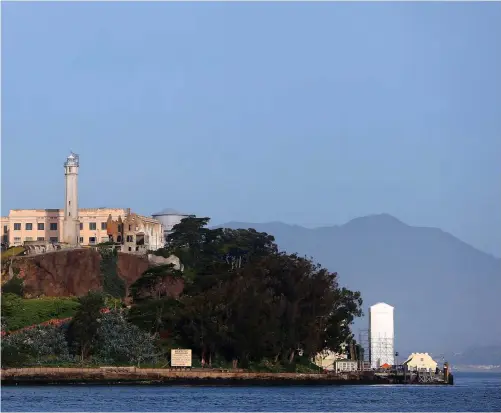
[14, 237, 59, 242]
[14, 236, 107, 244]
[80, 222, 108, 231]
[11, 222, 109, 231]
[13, 223, 58, 231]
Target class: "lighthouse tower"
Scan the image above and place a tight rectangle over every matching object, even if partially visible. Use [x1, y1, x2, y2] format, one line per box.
[62, 152, 80, 245]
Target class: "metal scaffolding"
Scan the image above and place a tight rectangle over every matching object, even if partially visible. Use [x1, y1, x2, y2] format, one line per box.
[358, 329, 370, 370]
[369, 332, 395, 368]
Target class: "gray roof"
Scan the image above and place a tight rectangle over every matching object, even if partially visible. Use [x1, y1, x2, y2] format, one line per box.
[152, 208, 190, 216]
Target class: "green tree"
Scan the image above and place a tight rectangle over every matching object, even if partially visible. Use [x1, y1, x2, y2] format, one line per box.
[66, 291, 105, 361]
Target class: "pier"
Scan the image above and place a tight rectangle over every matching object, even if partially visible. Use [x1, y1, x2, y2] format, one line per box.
[0, 367, 453, 386]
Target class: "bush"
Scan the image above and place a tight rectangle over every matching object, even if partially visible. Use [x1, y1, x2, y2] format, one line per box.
[1, 324, 71, 367]
[2, 275, 24, 296]
[94, 311, 159, 366]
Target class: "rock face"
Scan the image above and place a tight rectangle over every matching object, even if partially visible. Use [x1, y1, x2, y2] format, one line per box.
[117, 253, 185, 300]
[2, 249, 185, 299]
[116, 252, 149, 288]
[12, 249, 102, 297]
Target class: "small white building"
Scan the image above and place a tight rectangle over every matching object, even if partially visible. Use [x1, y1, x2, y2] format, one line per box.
[312, 350, 347, 371]
[334, 360, 358, 373]
[403, 353, 438, 372]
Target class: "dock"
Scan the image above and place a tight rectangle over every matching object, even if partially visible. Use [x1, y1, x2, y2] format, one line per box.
[0, 367, 453, 386]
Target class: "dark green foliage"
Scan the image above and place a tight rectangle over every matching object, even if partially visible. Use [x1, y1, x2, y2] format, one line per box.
[66, 291, 105, 361]
[131, 216, 363, 369]
[1, 295, 79, 332]
[99, 246, 126, 298]
[129, 264, 182, 302]
[2, 274, 24, 296]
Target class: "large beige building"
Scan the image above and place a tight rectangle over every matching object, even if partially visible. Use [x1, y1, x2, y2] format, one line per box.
[1, 153, 164, 252]
[2, 207, 163, 251]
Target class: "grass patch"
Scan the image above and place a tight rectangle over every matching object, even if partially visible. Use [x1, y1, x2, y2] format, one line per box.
[2, 296, 79, 331]
[1, 246, 25, 260]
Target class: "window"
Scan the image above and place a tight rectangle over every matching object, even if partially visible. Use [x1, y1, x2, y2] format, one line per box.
[3, 225, 7, 233]
[126, 235, 134, 242]
[80, 223, 83, 230]
[37, 223, 44, 230]
[50, 223, 58, 231]
[49, 237, 58, 242]
[25, 223, 33, 230]
[129, 225, 131, 231]
[14, 237, 21, 242]
[118, 224, 123, 232]
[89, 237, 96, 244]
[101, 222, 107, 230]
[79, 237, 83, 243]
[37, 237, 45, 241]
[14, 223, 21, 231]
[25, 237, 33, 241]
[69, 201, 71, 206]
[2, 235, 7, 243]
[89, 222, 96, 230]
[117, 235, 122, 243]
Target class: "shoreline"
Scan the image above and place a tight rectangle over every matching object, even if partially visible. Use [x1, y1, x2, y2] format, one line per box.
[1, 367, 452, 386]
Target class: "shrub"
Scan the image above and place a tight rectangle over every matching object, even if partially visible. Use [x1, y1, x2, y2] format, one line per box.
[94, 310, 159, 366]
[1, 324, 71, 367]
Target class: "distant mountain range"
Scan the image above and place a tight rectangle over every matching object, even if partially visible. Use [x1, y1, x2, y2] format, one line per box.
[216, 214, 501, 362]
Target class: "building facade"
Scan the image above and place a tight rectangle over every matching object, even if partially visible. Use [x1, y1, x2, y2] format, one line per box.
[1, 208, 164, 251]
[333, 360, 358, 373]
[369, 302, 395, 368]
[1, 153, 164, 252]
[403, 353, 438, 372]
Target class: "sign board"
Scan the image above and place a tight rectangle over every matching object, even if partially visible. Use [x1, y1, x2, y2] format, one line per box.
[171, 349, 192, 367]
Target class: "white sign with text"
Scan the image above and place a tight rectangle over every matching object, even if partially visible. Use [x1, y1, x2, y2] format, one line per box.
[171, 349, 192, 367]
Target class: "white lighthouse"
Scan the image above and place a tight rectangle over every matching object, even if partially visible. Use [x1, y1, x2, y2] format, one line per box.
[62, 152, 80, 245]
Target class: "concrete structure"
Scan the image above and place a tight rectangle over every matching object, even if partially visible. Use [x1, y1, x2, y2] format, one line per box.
[2, 153, 164, 253]
[312, 351, 347, 371]
[62, 152, 80, 245]
[2, 208, 164, 252]
[333, 360, 358, 373]
[369, 302, 395, 368]
[151, 208, 191, 241]
[1, 216, 9, 247]
[403, 353, 438, 372]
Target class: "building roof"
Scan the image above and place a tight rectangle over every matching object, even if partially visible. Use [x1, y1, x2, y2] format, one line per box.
[370, 302, 394, 310]
[152, 208, 190, 216]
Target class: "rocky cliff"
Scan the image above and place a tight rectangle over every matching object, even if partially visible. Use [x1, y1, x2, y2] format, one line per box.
[6, 249, 102, 297]
[1, 248, 184, 299]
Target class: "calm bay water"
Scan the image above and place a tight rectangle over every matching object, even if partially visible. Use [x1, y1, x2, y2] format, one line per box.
[1, 373, 500, 412]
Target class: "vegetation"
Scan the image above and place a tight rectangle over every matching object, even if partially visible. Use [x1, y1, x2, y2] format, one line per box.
[129, 216, 363, 369]
[1, 294, 79, 332]
[1, 217, 363, 372]
[2, 274, 24, 296]
[98, 246, 126, 298]
[1, 246, 25, 260]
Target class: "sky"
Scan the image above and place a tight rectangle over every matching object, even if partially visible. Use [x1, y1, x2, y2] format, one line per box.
[1, 2, 500, 257]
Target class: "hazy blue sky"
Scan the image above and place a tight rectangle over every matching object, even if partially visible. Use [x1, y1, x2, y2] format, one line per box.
[1, 2, 500, 257]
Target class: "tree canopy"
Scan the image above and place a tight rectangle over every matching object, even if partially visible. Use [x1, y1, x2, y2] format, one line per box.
[130, 216, 363, 368]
